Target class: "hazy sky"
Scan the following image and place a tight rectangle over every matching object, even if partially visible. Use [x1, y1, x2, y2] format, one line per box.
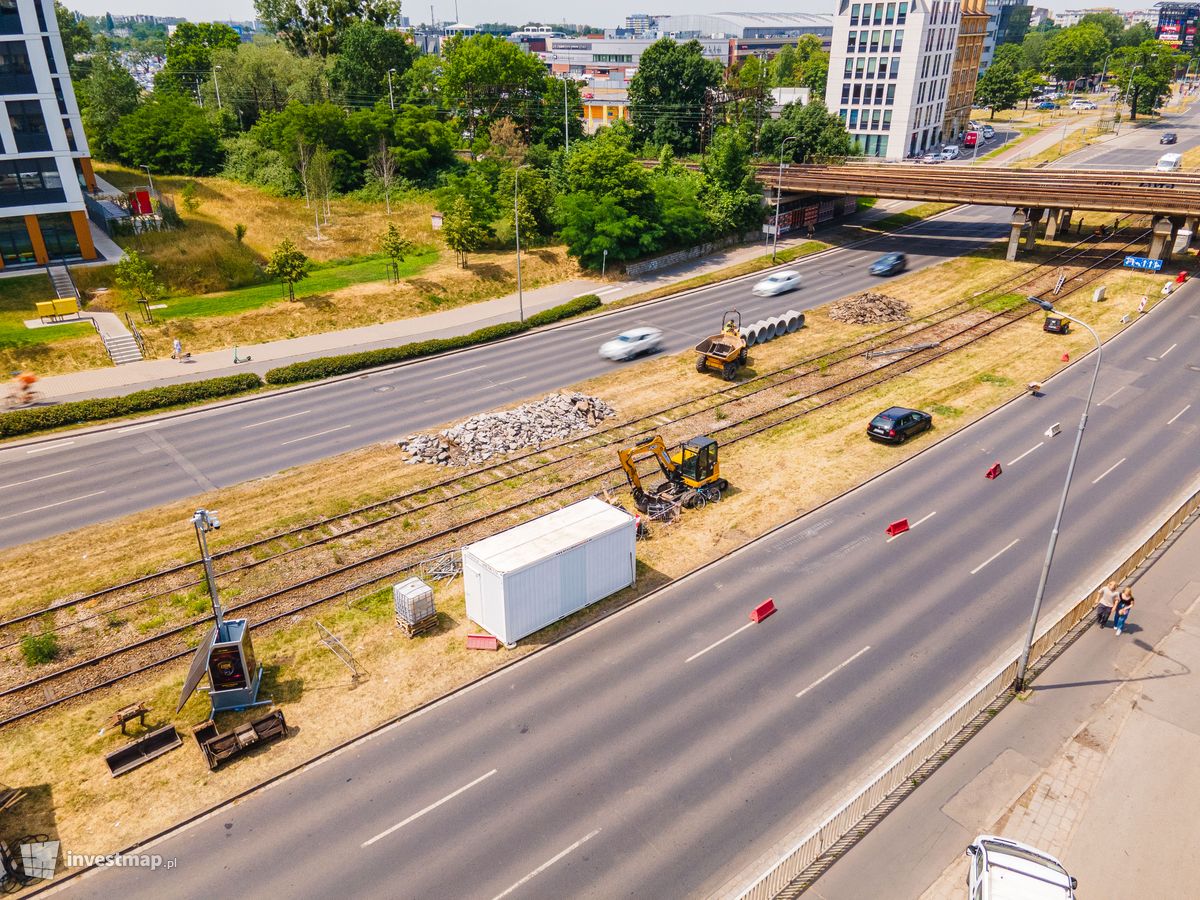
[64, 0, 1149, 28]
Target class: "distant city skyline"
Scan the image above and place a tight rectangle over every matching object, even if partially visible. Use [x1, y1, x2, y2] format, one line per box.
[63, 0, 1161, 29]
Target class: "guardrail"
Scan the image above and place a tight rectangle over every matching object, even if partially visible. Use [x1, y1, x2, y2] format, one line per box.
[737, 479, 1200, 900]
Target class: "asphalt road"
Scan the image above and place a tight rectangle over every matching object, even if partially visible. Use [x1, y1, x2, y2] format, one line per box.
[1054, 93, 1200, 170]
[59, 281, 1200, 898]
[0, 204, 1011, 548]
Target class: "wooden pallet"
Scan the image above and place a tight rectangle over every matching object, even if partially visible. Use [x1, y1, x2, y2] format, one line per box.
[397, 612, 439, 638]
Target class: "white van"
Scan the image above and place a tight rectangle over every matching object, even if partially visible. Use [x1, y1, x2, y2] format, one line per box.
[1157, 152, 1182, 172]
[965, 835, 1077, 899]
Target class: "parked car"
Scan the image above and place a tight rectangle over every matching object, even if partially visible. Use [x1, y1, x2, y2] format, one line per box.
[752, 270, 802, 296]
[598, 326, 663, 361]
[1036, 100, 1059, 110]
[1161, 132, 1178, 145]
[940, 145, 961, 160]
[920, 152, 944, 164]
[869, 252, 907, 276]
[867, 406, 932, 443]
[1069, 98, 1097, 110]
[981, 124, 995, 140]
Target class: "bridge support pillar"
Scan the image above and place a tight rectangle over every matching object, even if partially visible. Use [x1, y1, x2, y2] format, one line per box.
[1149, 216, 1175, 261]
[1006, 209, 1029, 261]
[1174, 216, 1195, 254]
[1044, 207, 1061, 241]
[1060, 209, 1073, 233]
[1023, 208, 1043, 251]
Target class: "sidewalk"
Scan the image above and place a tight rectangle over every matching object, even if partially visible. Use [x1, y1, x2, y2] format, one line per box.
[810, 505, 1200, 900]
[30, 208, 906, 403]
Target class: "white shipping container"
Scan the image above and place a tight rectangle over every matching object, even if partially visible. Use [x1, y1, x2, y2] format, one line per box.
[462, 497, 637, 646]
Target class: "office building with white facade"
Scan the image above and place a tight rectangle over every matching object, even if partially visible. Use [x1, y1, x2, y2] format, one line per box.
[826, 0, 962, 159]
[0, 0, 97, 270]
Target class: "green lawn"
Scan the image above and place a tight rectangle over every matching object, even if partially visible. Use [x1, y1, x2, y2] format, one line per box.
[153, 251, 438, 320]
[0, 273, 92, 348]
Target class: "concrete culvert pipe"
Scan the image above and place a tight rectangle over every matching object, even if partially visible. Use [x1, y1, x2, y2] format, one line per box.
[740, 327, 757, 348]
[784, 310, 805, 333]
[753, 320, 774, 341]
[767, 316, 786, 339]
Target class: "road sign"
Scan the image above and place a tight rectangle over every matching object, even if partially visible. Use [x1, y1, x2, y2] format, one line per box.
[1123, 255, 1163, 271]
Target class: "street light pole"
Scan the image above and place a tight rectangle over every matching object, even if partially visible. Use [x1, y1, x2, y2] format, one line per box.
[1014, 297, 1103, 693]
[192, 509, 224, 636]
[1125, 63, 1143, 119]
[773, 134, 799, 263]
[563, 77, 569, 154]
[1096, 53, 1110, 94]
[514, 164, 528, 322]
[212, 65, 222, 109]
[387, 68, 396, 111]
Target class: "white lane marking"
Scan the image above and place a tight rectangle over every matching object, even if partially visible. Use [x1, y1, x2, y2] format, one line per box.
[279, 424, 352, 446]
[0, 469, 76, 491]
[1091, 457, 1126, 485]
[594, 286, 623, 296]
[491, 376, 527, 387]
[969, 538, 1020, 575]
[115, 422, 156, 433]
[886, 510, 936, 542]
[0, 490, 106, 521]
[361, 769, 497, 847]
[490, 829, 602, 900]
[1008, 442, 1044, 466]
[1098, 386, 1124, 406]
[1161, 342, 1177, 358]
[433, 365, 487, 380]
[26, 441, 75, 454]
[685, 622, 755, 663]
[795, 646, 872, 699]
[240, 410, 311, 429]
[1167, 404, 1191, 425]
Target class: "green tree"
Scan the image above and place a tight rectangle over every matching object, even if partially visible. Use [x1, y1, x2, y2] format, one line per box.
[54, 1, 94, 79]
[759, 100, 856, 163]
[207, 42, 327, 129]
[727, 55, 771, 139]
[180, 181, 200, 213]
[442, 195, 488, 268]
[993, 43, 1026, 72]
[439, 34, 550, 137]
[769, 44, 797, 86]
[329, 20, 418, 101]
[1043, 23, 1110, 85]
[1119, 23, 1155, 48]
[157, 22, 241, 94]
[628, 38, 723, 153]
[700, 126, 763, 234]
[793, 33, 830, 96]
[1078, 11, 1125, 46]
[265, 238, 311, 300]
[114, 250, 164, 302]
[110, 95, 224, 175]
[255, 0, 400, 56]
[78, 37, 141, 161]
[1111, 41, 1181, 119]
[379, 222, 413, 280]
[1020, 30, 1051, 71]
[534, 76, 584, 150]
[974, 60, 1022, 118]
[1018, 68, 1048, 109]
[650, 168, 710, 247]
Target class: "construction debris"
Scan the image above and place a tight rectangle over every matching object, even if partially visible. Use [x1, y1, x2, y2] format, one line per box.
[828, 292, 911, 324]
[399, 393, 615, 465]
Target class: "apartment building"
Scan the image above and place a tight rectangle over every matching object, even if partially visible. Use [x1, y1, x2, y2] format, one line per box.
[826, 0, 963, 159]
[944, 0, 989, 138]
[1, 0, 97, 270]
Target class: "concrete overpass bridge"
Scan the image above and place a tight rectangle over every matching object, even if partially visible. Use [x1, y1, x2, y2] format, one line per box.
[762, 163, 1200, 261]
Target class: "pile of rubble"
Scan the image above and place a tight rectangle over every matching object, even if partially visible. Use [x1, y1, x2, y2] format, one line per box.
[399, 393, 615, 466]
[828, 292, 911, 324]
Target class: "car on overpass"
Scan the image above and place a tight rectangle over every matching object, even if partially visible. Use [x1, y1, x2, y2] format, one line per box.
[598, 326, 663, 361]
[752, 270, 802, 296]
[869, 252, 907, 276]
[867, 406, 932, 444]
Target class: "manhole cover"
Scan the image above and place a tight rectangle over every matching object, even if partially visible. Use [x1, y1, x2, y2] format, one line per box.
[374, 385, 395, 393]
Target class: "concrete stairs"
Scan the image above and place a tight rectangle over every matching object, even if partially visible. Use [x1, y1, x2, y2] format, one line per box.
[102, 331, 144, 365]
[47, 265, 78, 301]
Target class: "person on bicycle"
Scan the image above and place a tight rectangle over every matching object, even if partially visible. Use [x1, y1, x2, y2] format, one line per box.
[7, 371, 39, 408]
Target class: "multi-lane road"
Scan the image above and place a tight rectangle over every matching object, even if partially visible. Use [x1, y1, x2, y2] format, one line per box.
[0, 205, 1012, 548]
[60, 272, 1200, 898]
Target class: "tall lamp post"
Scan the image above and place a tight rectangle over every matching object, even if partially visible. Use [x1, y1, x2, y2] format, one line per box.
[1096, 53, 1111, 94]
[514, 163, 529, 322]
[772, 134, 800, 263]
[140, 164, 155, 197]
[1014, 297, 1103, 692]
[212, 65, 222, 109]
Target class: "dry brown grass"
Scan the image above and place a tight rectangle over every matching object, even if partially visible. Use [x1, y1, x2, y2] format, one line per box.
[0, 258, 1167, 860]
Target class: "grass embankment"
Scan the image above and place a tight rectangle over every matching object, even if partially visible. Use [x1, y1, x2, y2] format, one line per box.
[0, 274, 110, 375]
[0, 249, 1170, 864]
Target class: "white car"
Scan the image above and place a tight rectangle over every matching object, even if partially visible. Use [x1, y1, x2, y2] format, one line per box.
[1069, 98, 1097, 110]
[752, 270, 802, 296]
[598, 326, 663, 361]
[940, 145, 961, 160]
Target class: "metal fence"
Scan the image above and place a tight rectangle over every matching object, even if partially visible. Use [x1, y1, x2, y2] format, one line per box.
[737, 480, 1200, 900]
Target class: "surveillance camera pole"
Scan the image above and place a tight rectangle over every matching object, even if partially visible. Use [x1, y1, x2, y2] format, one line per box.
[1014, 297, 1102, 692]
[192, 509, 224, 635]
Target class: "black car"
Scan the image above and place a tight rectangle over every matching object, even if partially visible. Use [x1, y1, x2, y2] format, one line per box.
[869, 252, 907, 276]
[867, 406, 933, 444]
[1161, 132, 1178, 145]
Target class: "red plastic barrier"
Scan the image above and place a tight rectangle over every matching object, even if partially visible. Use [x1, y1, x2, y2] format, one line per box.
[986, 462, 1002, 480]
[1061, 352, 1070, 362]
[750, 598, 777, 623]
[886, 518, 910, 537]
[466, 634, 499, 651]
[1176, 270, 1188, 284]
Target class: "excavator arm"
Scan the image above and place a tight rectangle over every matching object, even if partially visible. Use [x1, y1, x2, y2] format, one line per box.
[617, 436, 677, 510]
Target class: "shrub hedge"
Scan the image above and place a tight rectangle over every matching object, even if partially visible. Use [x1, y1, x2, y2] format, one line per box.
[265, 294, 603, 385]
[0, 372, 263, 439]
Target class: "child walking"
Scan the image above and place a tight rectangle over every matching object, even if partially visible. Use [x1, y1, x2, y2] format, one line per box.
[1113, 589, 1135, 635]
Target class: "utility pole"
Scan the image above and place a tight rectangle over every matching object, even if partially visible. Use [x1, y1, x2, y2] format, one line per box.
[212, 65, 222, 110]
[387, 68, 396, 111]
[515, 164, 528, 321]
[564, 78, 569, 153]
[192, 509, 224, 636]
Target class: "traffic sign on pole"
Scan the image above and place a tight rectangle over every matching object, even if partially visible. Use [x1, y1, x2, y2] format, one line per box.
[1123, 255, 1163, 271]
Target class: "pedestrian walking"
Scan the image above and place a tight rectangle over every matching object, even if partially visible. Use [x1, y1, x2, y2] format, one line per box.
[1096, 580, 1118, 628]
[807, 224, 815, 240]
[172, 337, 182, 360]
[1113, 588, 1135, 635]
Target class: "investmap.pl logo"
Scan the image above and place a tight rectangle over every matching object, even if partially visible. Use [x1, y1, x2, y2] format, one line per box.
[16, 841, 176, 880]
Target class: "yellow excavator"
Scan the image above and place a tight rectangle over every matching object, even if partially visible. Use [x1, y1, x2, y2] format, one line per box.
[616, 434, 727, 514]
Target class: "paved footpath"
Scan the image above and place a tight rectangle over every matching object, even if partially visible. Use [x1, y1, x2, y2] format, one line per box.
[811, 504, 1200, 899]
